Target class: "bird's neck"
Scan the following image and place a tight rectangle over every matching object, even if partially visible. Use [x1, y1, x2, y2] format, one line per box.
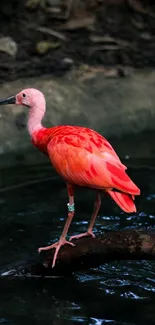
[27, 105, 45, 136]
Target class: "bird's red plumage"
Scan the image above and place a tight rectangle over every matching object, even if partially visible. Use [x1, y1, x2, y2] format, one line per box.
[32, 125, 140, 207]
[107, 190, 137, 213]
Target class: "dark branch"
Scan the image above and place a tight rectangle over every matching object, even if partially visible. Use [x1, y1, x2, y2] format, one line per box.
[2, 229, 155, 278]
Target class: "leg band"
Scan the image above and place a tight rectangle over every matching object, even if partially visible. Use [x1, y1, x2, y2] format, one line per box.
[67, 203, 75, 213]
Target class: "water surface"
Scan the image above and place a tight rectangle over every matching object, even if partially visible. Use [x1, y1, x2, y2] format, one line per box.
[0, 159, 155, 325]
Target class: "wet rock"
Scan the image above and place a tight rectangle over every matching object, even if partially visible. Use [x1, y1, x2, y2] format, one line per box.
[46, 0, 61, 5]
[25, 0, 61, 10]
[0, 37, 17, 57]
[36, 40, 60, 55]
[25, 0, 43, 9]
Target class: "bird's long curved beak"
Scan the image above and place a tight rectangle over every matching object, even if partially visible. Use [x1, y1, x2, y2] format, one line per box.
[0, 96, 16, 105]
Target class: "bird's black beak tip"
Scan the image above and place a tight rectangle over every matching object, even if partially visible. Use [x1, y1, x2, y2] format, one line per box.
[0, 96, 16, 105]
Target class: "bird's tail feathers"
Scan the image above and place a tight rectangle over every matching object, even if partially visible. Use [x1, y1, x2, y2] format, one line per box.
[107, 190, 137, 213]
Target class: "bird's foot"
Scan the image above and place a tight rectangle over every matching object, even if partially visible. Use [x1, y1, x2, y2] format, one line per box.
[38, 239, 75, 268]
[69, 230, 95, 241]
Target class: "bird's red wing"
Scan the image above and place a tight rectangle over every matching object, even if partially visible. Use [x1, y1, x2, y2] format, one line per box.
[47, 134, 140, 195]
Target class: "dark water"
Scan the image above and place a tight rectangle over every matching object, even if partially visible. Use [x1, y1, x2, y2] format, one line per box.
[0, 159, 155, 325]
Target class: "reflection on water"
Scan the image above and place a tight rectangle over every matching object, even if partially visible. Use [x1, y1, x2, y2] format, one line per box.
[0, 159, 155, 325]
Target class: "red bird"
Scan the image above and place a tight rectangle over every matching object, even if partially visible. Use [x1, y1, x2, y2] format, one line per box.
[0, 88, 140, 267]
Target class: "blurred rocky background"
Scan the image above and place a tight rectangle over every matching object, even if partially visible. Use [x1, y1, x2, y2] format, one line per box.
[0, 0, 155, 167]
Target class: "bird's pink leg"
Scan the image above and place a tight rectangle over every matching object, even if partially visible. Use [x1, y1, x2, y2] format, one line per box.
[69, 191, 101, 241]
[38, 184, 75, 268]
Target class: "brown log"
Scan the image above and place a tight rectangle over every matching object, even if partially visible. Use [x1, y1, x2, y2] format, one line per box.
[2, 229, 155, 278]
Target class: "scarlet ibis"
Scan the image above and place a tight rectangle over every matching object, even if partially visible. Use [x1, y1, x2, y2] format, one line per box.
[0, 88, 140, 267]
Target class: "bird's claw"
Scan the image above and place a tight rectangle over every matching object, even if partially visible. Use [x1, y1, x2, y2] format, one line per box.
[69, 230, 95, 241]
[38, 239, 75, 268]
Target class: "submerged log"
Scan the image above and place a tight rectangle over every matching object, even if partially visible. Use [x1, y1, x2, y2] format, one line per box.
[2, 229, 155, 278]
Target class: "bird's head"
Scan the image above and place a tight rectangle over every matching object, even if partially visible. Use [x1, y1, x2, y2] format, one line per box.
[0, 88, 46, 110]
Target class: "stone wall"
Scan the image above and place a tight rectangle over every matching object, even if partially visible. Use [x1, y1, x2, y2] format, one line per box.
[0, 69, 155, 167]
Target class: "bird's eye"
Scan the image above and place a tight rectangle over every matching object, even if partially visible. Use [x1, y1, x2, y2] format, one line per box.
[22, 93, 26, 98]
